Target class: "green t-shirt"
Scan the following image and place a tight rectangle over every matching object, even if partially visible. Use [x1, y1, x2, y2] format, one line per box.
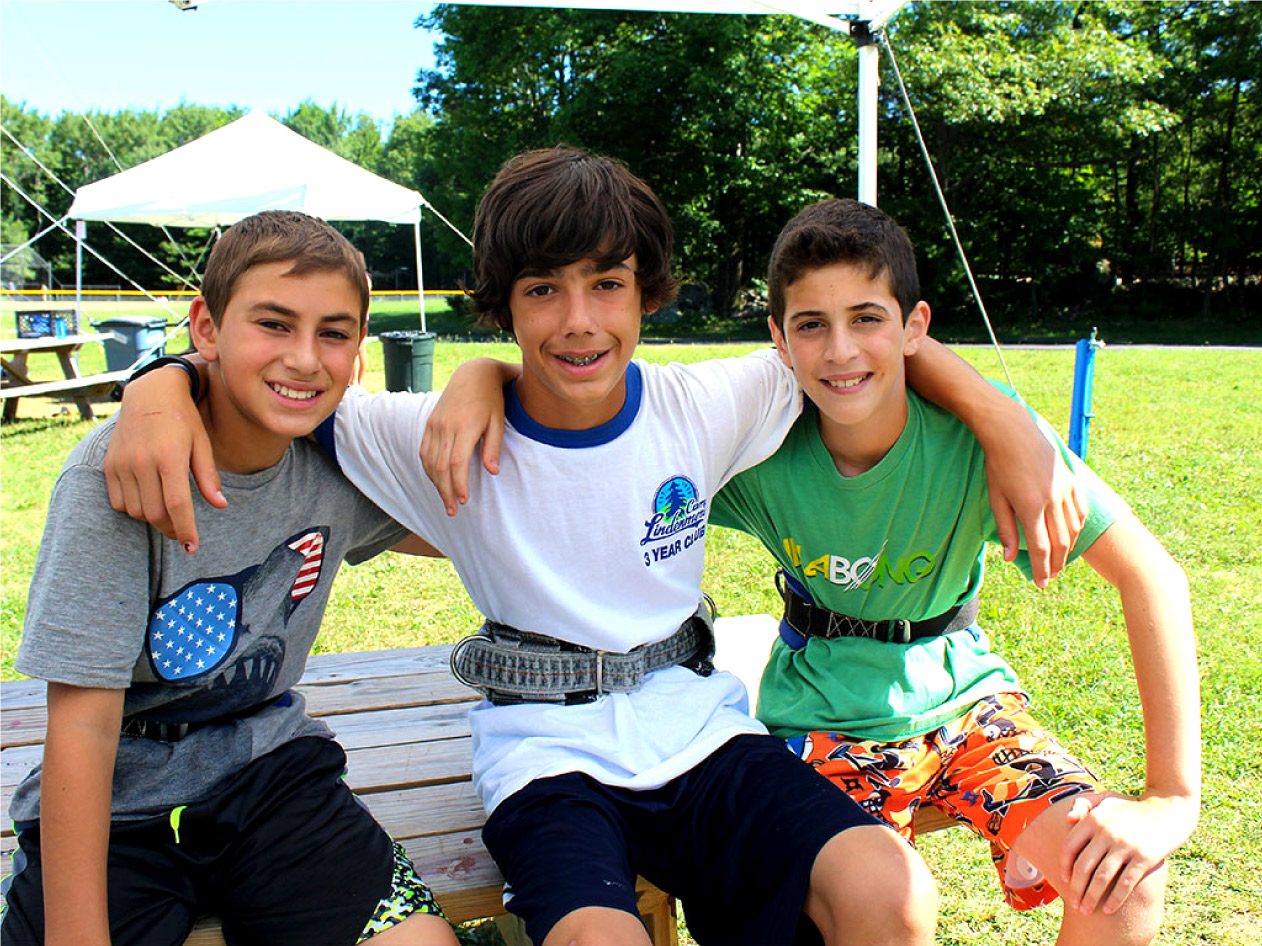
[711, 384, 1127, 741]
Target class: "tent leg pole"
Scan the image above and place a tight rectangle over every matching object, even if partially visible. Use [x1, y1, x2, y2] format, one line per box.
[414, 220, 426, 334]
[75, 220, 86, 333]
[856, 25, 879, 206]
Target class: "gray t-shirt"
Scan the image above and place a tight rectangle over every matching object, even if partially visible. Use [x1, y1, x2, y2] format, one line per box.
[11, 416, 410, 823]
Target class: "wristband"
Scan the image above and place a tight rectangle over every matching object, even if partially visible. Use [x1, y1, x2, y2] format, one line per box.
[127, 354, 201, 403]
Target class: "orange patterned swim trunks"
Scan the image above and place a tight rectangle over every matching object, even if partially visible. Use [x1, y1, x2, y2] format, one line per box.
[787, 692, 1104, 910]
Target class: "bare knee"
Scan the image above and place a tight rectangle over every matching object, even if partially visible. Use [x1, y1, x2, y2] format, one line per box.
[541, 906, 651, 946]
[1058, 860, 1168, 946]
[806, 825, 938, 946]
[362, 910, 459, 946]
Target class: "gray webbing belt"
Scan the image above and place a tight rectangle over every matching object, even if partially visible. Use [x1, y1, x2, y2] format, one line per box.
[450, 599, 717, 705]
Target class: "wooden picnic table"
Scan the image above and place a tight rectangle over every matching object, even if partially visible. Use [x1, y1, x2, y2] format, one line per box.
[0, 334, 127, 422]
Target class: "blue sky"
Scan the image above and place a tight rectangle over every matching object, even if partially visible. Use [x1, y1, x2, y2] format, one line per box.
[1, 1, 442, 130]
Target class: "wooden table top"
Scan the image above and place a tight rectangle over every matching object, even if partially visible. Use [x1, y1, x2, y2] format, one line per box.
[0, 333, 108, 354]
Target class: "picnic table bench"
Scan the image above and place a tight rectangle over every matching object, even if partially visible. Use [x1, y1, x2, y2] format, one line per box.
[0, 334, 127, 422]
[0, 614, 952, 944]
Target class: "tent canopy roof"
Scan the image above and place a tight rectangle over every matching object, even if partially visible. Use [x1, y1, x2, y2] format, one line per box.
[69, 110, 426, 227]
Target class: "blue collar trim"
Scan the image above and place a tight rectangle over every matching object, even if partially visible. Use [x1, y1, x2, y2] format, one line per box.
[504, 362, 642, 448]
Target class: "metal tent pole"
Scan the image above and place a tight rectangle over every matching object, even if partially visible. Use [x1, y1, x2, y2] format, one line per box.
[75, 220, 85, 332]
[854, 21, 879, 206]
[414, 218, 426, 333]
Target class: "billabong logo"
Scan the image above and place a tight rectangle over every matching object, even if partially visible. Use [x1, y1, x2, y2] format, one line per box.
[641, 475, 708, 546]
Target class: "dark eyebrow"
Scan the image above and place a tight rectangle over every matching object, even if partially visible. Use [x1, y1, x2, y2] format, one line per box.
[516, 259, 633, 281]
[251, 301, 357, 324]
[848, 300, 894, 314]
[515, 266, 559, 281]
[252, 301, 300, 318]
[583, 259, 633, 276]
[789, 300, 893, 320]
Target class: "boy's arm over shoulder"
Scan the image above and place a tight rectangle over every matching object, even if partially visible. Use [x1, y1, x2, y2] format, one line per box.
[40, 682, 126, 946]
[1058, 512, 1200, 914]
[420, 357, 520, 516]
[104, 356, 223, 553]
[907, 338, 1087, 587]
[315, 386, 456, 545]
[670, 348, 803, 486]
[982, 386, 1126, 576]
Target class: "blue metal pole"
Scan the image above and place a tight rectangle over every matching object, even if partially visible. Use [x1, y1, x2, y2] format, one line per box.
[1068, 328, 1104, 459]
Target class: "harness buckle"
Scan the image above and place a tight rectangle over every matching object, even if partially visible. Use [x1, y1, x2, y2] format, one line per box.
[594, 651, 605, 696]
[449, 632, 486, 691]
[890, 619, 912, 644]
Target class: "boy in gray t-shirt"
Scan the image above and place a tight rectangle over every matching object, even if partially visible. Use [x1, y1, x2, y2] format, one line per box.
[1, 212, 456, 946]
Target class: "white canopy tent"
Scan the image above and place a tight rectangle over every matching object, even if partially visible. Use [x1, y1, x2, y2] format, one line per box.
[68, 109, 436, 329]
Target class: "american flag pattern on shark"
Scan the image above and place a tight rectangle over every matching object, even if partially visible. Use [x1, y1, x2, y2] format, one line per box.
[145, 528, 328, 683]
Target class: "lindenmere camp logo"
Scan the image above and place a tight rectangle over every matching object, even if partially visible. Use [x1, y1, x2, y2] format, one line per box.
[641, 475, 708, 565]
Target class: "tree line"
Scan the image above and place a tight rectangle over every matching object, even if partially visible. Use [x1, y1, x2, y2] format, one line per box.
[2, 1, 1257, 335]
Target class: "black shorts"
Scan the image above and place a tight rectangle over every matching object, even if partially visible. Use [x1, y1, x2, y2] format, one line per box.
[481, 733, 879, 945]
[0, 736, 441, 946]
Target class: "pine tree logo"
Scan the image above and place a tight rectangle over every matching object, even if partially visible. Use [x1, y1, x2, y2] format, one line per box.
[654, 476, 698, 524]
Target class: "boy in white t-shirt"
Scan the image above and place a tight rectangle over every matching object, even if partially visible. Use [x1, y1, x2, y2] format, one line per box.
[104, 148, 1083, 946]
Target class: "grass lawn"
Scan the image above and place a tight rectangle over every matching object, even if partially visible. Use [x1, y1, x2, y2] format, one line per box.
[1, 324, 1259, 943]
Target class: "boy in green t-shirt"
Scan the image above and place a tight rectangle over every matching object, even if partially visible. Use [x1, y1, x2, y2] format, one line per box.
[709, 198, 1199, 945]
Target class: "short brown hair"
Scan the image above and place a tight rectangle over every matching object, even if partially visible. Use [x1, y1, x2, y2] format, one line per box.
[768, 199, 920, 327]
[201, 210, 368, 325]
[468, 147, 678, 333]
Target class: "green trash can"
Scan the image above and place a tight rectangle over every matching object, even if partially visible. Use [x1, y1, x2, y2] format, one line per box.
[380, 330, 436, 393]
[92, 316, 168, 372]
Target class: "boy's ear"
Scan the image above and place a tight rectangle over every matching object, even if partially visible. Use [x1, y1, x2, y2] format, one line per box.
[767, 315, 793, 369]
[188, 297, 221, 363]
[903, 302, 931, 356]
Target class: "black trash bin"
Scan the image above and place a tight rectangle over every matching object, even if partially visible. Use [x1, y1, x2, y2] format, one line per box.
[380, 330, 436, 393]
[92, 316, 167, 372]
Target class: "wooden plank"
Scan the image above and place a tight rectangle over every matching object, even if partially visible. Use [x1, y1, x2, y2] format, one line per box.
[0, 333, 105, 354]
[301, 645, 459, 683]
[0, 370, 127, 400]
[1, 744, 40, 828]
[298, 671, 476, 716]
[0, 694, 46, 747]
[0, 678, 43, 710]
[403, 831, 506, 924]
[360, 781, 485, 841]
[344, 737, 474, 794]
[321, 701, 472, 750]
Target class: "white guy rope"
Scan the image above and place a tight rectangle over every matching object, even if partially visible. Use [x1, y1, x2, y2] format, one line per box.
[2, 125, 202, 293]
[421, 199, 474, 248]
[1, 217, 68, 265]
[879, 31, 1016, 390]
[2, 171, 187, 328]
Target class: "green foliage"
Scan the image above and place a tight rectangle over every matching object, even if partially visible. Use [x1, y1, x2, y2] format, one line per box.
[3, 3, 1258, 341]
[415, 7, 844, 313]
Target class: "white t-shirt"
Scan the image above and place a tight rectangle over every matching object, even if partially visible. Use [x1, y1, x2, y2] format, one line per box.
[326, 350, 801, 812]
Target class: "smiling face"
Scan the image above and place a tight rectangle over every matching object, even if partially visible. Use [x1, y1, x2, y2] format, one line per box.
[508, 255, 644, 430]
[192, 260, 364, 473]
[770, 262, 929, 474]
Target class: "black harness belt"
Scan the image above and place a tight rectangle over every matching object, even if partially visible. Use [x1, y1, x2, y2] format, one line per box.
[776, 570, 979, 647]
